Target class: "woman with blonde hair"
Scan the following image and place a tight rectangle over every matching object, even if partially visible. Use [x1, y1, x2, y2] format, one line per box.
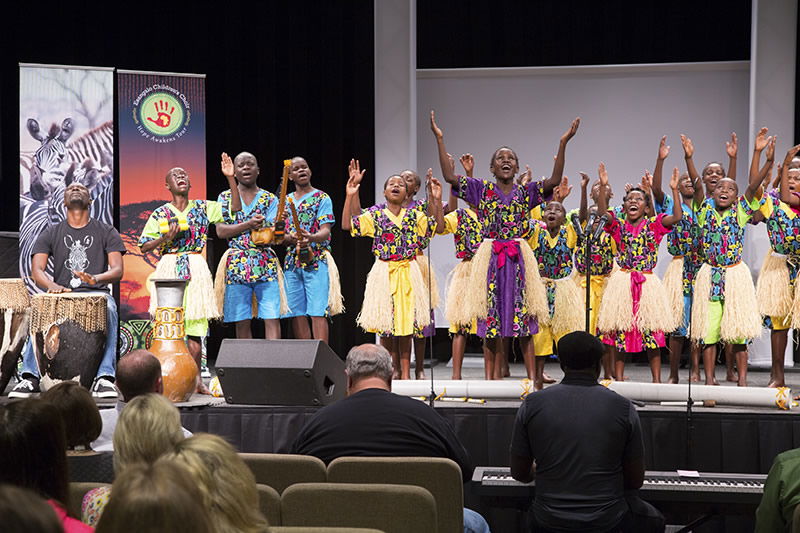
[82, 393, 186, 526]
[95, 461, 211, 533]
[162, 433, 269, 533]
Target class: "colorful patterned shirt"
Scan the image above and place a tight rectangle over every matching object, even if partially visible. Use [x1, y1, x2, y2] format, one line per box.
[605, 213, 671, 272]
[454, 175, 545, 241]
[284, 189, 335, 270]
[656, 194, 701, 295]
[441, 208, 482, 260]
[138, 200, 222, 280]
[217, 188, 280, 284]
[351, 207, 434, 261]
[528, 222, 577, 280]
[565, 208, 617, 276]
[760, 191, 800, 256]
[696, 195, 761, 301]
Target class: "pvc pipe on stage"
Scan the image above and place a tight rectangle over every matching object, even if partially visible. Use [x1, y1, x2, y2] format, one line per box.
[391, 379, 793, 410]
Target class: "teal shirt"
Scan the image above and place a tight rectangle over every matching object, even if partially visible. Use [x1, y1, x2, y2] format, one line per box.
[756, 447, 800, 532]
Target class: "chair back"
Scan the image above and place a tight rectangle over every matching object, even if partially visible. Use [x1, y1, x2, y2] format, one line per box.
[240, 453, 327, 494]
[256, 483, 281, 526]
[270, 528, 385, 533]
[281, 482, 437, 533]
[328, 456, 462, 533]
[793, 503, 800, 533]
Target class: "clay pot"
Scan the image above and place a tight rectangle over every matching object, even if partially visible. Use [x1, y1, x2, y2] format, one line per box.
[149, 279, 197, 402]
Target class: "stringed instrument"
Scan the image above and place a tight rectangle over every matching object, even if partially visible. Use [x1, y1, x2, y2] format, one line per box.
[251, 159, 291, 245]
[287, 197, 312, 264]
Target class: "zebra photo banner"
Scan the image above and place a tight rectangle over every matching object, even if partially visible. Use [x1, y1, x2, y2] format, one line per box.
[19, 64, 114, 295]
[117, 70, 206, 356]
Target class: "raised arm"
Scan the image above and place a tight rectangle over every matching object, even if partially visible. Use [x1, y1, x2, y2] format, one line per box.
[578, 172, 589, 223]
[660, 167, 683, 228]
[426, 169, 445, 233]
[780, 145, 800, 207]
[680, 134, 701, 186]
[221, 152, 242, 213]
[430, 111, 458, 186]
[543, 117, 580, 195]
[552, 176, 572, 203]
[726, 132, 738, 181]
[652, 136, 669, 206]
[597, 163, 610, 216]
[341, 159, 364, 231]
[640, 171, 656, 218]
[745, 137, 769, 203]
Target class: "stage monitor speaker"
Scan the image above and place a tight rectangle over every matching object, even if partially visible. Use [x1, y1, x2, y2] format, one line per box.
[215, 339, 345, 406]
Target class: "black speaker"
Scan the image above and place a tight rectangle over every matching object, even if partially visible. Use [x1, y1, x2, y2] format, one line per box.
[215, 339, 346, 406]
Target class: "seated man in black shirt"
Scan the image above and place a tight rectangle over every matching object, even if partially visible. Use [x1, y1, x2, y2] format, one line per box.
[291, 343, 488, 533]
[510, 331, 664, 533]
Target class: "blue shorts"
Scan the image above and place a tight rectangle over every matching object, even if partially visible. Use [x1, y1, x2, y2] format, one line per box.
[673, 293, 692, 337]
[223, 281, 281, 322]
[282, 262, 330, 317]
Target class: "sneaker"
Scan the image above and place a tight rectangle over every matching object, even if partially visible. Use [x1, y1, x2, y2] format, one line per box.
[9, 377, 40, 398]
[91, 377, 118, 399]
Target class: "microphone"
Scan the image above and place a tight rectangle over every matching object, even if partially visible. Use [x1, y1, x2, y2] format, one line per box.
[570, 212, 584, 239]
[592, 213, 609, 241]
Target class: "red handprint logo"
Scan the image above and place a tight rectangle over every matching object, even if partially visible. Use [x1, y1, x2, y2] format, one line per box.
[146, 100, 175, 128]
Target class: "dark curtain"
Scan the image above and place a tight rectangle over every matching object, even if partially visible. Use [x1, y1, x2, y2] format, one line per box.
[2, 0, 376, 361]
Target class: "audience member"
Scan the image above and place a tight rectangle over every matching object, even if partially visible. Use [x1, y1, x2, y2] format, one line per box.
[0, 484, 64, 533]
[41, 381, 113, 483]
[92, 350, 191, 452]
[82, 393, 186, 526]
[95, 461, 212, 533]
[0, 399, 91, 532]
[164, 433, 269, 533]
[510, 331, 664, 532]
[755, 446, 800, 532]
[291, 343, 488, 533]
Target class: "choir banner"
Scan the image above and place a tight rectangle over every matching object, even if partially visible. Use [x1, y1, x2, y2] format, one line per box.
[19, 64, 114, 295]
[117, 70, 206, 355]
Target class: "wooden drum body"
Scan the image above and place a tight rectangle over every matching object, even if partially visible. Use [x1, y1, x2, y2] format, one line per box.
[31, 292, 106, 390]
[0, 279, 31, 393]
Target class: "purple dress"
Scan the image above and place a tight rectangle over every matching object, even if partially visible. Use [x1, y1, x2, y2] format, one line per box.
[454, 175, 546, 338]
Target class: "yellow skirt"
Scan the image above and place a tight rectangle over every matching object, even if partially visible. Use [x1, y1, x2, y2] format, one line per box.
[571, 272, 609, 335]
[357, 258, 430, 336]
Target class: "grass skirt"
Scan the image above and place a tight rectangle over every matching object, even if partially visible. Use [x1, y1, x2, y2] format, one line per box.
[662, 256, 686, 327]
[550, 276, 584, 338]
[445, 259, 474, 328]
[149, 254, 220, 321]
[597, 270, 677, 335]
[415, 255, 440, 309]
[323, 251, 345, 316]
[356, 258, 430, 336]
[756, 250, 792, 318]
[691, 262, 761, 343]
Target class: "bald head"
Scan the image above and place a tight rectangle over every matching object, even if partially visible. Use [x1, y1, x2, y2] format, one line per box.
[234, 152, 258, 166]
[116, 350, 162, 402]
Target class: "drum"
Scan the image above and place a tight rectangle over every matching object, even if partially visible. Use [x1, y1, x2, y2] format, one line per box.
[31, 292, 107, 390]
[0, 279, 31, 394]
[250, 227, 275, 245]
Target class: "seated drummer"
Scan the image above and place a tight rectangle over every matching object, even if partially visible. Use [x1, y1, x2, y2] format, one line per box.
[10, 182, 125, 399]
[510, 331, 664, 533]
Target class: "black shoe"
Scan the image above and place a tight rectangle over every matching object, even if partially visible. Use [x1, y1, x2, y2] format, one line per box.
[9, 376, 40, 398]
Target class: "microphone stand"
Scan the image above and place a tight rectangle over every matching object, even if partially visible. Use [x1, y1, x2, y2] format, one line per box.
[425, 187, 436, 409]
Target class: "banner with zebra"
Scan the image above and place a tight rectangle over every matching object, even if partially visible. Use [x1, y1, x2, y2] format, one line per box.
[19, 64, 115, 296]
[116, 70, 206, 356]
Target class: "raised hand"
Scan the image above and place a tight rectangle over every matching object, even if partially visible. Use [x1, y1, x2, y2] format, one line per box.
[221, 152, 234, 178]
[754, 127, 770, 152]
[658, 136, 670, 160]
[459, 153, 474, 176]
[561, 117, 580, 144]
[348, 158, 366, 186]
[783, 144, 800, 167]
[680, 134, 694, 158]
[773, 163, 782, 190]
[641, 171, 653, 193]
[598, 162, 609, 188]
[427, 168, 443, 201]
[766, 135, 776, 162]
[625, 183, 634, 194]
[553, 176, 571, 202]
[519, 164, 533, 186]
[580, 172, 590, 188]
[726, 132, 739, 158]
[669, 167, 680, 190]
[430, 110, 444, 140]
[73, 271, 97, 286]
[446, 153, 456, 177]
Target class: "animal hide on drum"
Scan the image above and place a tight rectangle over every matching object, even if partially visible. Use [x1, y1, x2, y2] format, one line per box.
[0, 310, 31, 394]
[35, 321, 106, 390]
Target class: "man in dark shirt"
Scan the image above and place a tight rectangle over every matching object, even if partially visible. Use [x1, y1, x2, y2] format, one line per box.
[510, 331, 664, 533]
[10, 183, 125, 399]
[291, 343, 489, 533]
